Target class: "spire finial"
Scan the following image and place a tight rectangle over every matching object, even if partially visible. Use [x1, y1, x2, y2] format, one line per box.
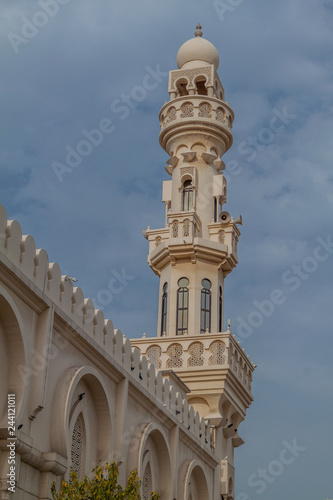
[195, 24, 203, 37]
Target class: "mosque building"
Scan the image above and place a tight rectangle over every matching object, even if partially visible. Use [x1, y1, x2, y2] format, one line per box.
[0, 26, 254, 500]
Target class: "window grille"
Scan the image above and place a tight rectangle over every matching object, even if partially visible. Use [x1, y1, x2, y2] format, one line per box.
[180, 102, 194, 118]
[142, 462, 152, 500]
[69, 414, 84, 482]
[166, 343, 183, 368]
[218, 230, 225, 243]
[183, 219, 190, 237]
[209, 340, 226, 366]
[146, 345, 162, 369]
[187, 342, 204, 367]
[172, 220, 179, 238]
[166, 107, 176, 122]
[216, 107, 225, 122]
[198, 102, 212, 118]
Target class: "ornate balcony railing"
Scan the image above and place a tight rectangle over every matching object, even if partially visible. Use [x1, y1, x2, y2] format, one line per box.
[160, 95, 234, 131]
[131, 332, 254, 396]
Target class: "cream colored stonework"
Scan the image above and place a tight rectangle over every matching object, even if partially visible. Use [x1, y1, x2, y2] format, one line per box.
[134, 25, 255, 499]
[0, 27, 254, 500]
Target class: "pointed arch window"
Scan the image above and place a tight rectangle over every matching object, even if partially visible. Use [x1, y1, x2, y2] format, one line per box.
[219, 286, 223, 332]
[69, 414, 85, 482]
[142, 462, 152, 500]
[176, 277, 189, 335]
[201, 279, 212, 333]
[183, 180, 193, 211]
[161, 282, 168, 336]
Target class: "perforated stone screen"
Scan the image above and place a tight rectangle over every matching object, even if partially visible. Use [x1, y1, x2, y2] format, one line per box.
[188, 342, 204, 367]
[142, 462, 152, 500]
[209, 340, 226, 365]
[166, 343, 183, 368]
[146, 345, 162, 369]
[69, 414, 84, 482]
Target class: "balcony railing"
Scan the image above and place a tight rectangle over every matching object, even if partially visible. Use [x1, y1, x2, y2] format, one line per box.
[159, 96, 234, 132]
[131, 332, 254, 395]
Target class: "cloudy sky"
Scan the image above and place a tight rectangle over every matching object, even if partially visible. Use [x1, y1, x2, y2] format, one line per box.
[1, 0, 333, 498]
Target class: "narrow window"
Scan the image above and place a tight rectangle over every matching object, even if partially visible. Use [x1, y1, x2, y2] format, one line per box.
[69, 414, 85, 482]
[176, 277, 189, 335]
[201, 279, 212, 333]
[219, 286, 223, 332]
[161, 282, 168, 336]
[183, 180, 193, 211]
[142, 462, 152, 500]
[214, 198, 218, 222]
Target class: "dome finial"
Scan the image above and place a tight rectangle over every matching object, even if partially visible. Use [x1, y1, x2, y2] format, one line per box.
[195, 24, 203, 37]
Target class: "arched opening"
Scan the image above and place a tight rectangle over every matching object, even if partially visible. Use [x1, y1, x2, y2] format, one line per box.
[183, 462, 210, 500]
[200, 279, 211, 333]
[138, 424, 173, 500]
[0, 295, 25, 426]
[183, 180, 193, 211]
[176, 79, 189, 96]
[142, 461, 153, 500]
[219, 286, 223, 332]
[177, 277, 189, 335]
[160, 283, 168, 336]
[228, 476, 234, 498]
[69, 413, 86, 482]
[195, 77, 208, 96]
[51, 367, 113, 476]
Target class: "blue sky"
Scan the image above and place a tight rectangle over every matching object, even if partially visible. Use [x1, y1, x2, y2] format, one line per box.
[1, 1, 333, 498]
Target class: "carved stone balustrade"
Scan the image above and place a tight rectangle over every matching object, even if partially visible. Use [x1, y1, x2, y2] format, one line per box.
[131, 331, 254, 421]
[159, 96, 234, 156]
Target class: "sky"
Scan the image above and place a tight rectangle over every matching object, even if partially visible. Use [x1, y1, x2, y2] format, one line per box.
[1, 0, 333, 498]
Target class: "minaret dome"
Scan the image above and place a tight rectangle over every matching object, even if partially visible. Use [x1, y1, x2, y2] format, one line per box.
[177, 24, 220, 70]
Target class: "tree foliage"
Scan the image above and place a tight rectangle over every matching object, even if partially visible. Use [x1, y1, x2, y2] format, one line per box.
[51, 462, 159, 500]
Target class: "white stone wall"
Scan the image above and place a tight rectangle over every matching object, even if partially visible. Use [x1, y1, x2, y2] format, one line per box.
[0, 204, 221, 500]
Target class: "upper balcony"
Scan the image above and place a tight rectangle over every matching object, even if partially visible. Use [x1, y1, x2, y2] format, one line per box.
[159, 95, 234, 156]
[145, 216, 240, 276]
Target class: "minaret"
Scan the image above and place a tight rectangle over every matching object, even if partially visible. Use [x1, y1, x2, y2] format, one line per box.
[144, 24, 240, 338]
[133, 27, 254, 499]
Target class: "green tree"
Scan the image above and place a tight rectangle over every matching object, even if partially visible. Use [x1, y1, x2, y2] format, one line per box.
[51, 462, 159, 500]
